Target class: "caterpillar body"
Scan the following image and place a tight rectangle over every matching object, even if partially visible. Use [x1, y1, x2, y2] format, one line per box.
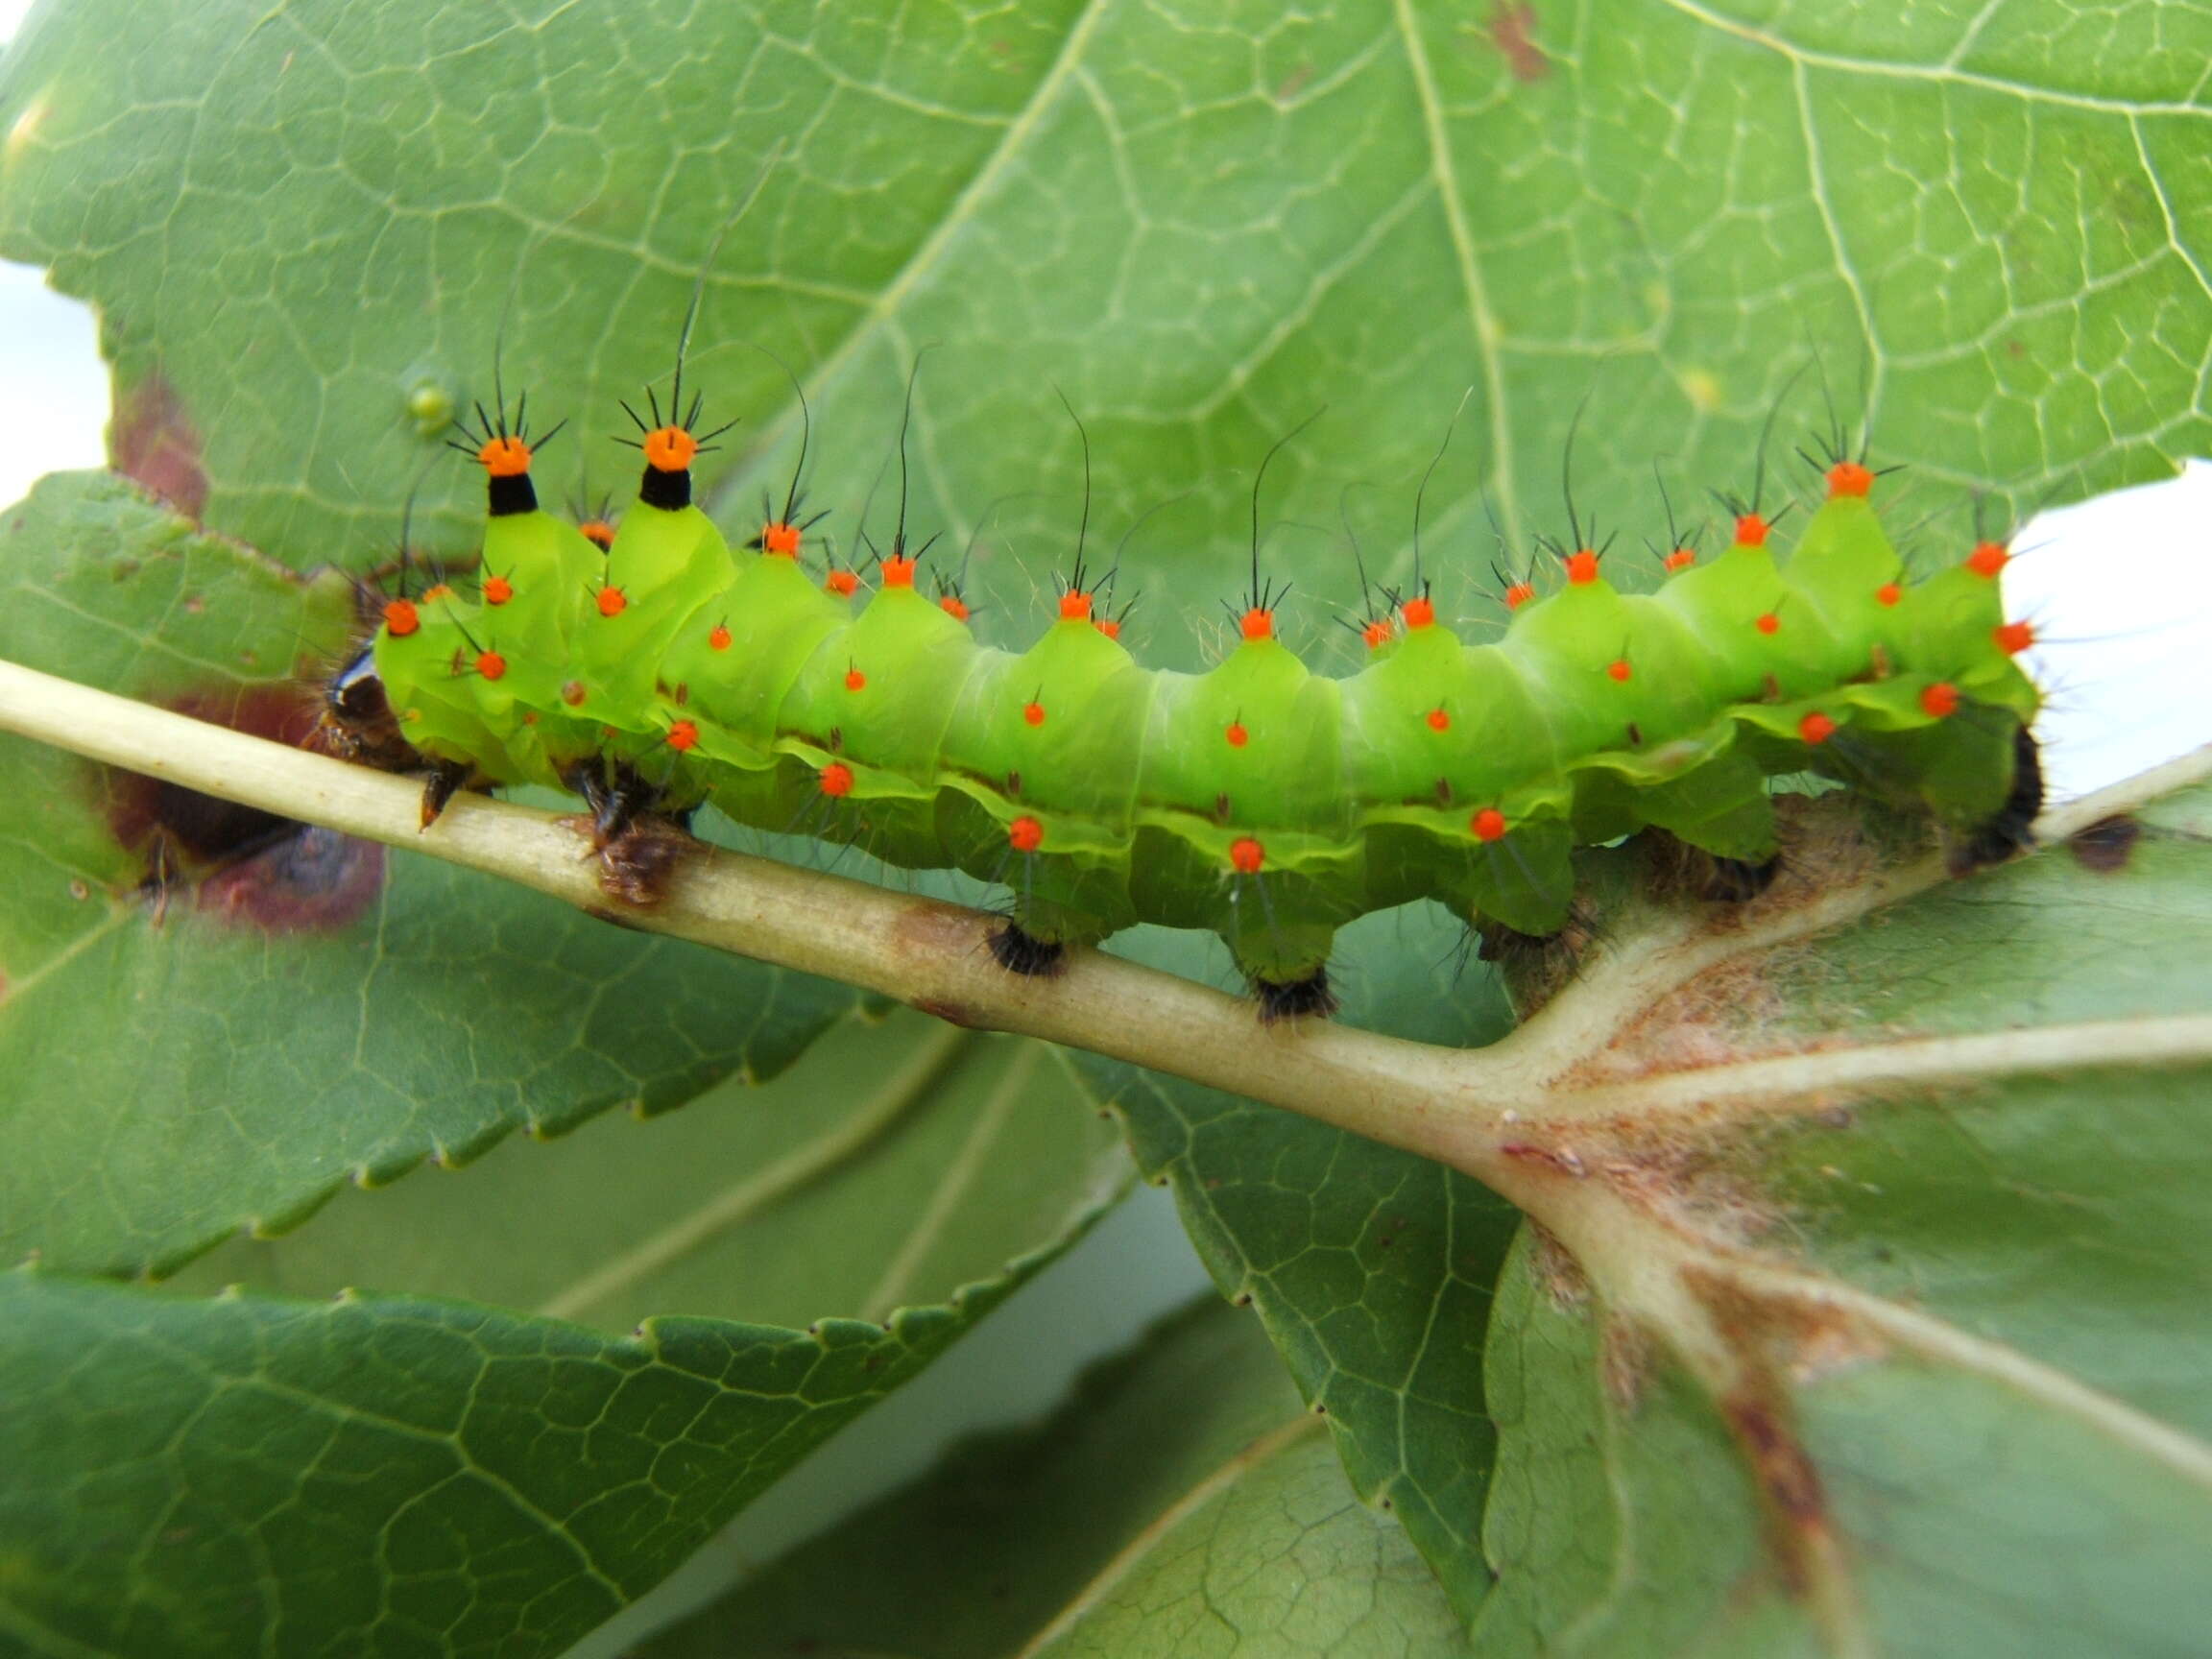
[328, 388, 2043, 1018]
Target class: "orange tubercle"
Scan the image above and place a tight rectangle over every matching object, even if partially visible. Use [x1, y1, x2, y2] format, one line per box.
[1798, 710, 1837, 745]
[1059, 590, 1094, 622]
[1755, 612, 1780, 636]
[1239, 608, 1273, 641]
[1735, 514, 1769, 547]
[1229, 837, 1265, 875]
[1225, 721, 1248, 748]
[1875, 582, 1902, 607]
[1966, 541, 2009, 578]
[667, 719, 699, 753]
[819, 762, 854, 798]
[478, 435, 532, 477]
[1504, 581, 1536, 610]
[1920, 681, 1960, 718]
[422, 584, 454, 603]
[881, 555, 917, 588]
[580, 520, 616, 552]
[1095, 618, 1121, 640]
[643, 426, 698, 472]
[596, 586, 628, 618]
[827, 569, 859, 597]
[1402, 595, 1434, 630]
[1606, 658, 1631, 683]
[1008, 816, 1045, 854]
[1995, 620, 2035, 655]
[845, 667, 867, 692]
[1361, 618, 1394, 650]
[762, 522, 802, 557]
[1471, 807, 1507, 842]
[1023, 700, 1046, 727]
[1426, 708, 1450, 732]
[1827, 460, 1874, 498]
[382, 598, 420, 637]
[561, 681, 587, 708]
[1663, 548, 1695, 574]
[709, 623, 733, 651]
[1563, 549, 1599, 586]
[482, 573, 513, 606]
[475, 650, 507, 682]
[940, 594, 971, 622]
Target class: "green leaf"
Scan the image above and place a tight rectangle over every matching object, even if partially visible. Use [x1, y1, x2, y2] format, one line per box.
[168, 1008, 1129, 1335]
[644, 1295, 1465, 1658]
[1095, 909, 1527, 1623]
[2, 0, 2209, 1648]
[1, 0, 2200, 634]
[1458, 782, 2212, 1653]
[0, 1262, 1058, 1659]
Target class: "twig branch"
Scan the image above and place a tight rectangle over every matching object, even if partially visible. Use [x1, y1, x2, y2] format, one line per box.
[3, 655, 2206, 1213]
[0, 658, 1541, 1195]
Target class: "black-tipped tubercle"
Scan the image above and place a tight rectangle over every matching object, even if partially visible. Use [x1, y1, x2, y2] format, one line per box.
[638, 463, 691, 512]
[488, 471, 538, 518]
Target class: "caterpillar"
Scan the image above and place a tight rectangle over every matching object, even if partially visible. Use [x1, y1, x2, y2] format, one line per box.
[319, 362, 2044, 1021]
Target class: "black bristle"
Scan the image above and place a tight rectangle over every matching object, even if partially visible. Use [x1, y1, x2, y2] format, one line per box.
[989, 921, 1067, 977]
[1252, 965, 1337, 1023]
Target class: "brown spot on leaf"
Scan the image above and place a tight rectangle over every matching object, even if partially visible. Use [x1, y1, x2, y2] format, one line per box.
[105, 686, 385, 933]
[105, 688, 315, 862]
[2069, 813, 2141, 873]
[1525, 1219, 1590, 1308]
[1720, 1392, 1830, 1593]
[1599, 1314, 1657, 1409]
[1483, 1, 1551, 83]
[1683, 1264, 1880, 1598]
[195, 825, 385, 930]
[112, 372, 209, 520]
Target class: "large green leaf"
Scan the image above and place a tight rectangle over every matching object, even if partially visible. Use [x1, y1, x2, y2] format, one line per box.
[1, 0, 2208, 1651]
[170, 1007, 1128, 1335]
[644, 1295, 1465, 1658]
[1095, 907, 1527, 1622]
[1, 0, 2200, 644]
[0, 1260, 1064, 1659]
[0, 471, 865, 1277]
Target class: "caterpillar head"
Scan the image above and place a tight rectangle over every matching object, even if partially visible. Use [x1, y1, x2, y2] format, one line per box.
[312, 638, 417, 773]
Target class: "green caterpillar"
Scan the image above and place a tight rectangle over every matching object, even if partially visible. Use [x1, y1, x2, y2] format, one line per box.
[325, 374, 2043, 1019]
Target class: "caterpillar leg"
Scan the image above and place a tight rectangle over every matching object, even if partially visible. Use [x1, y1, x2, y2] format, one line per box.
[560, 757, 661, 850]
[596, 813, 698, 906]
[988, 919, 1068, 977]
[1953, 726, 2045, 875]
[558, 757, 702, 906]
[1251, 965, 1337, 1023]
[420, 760, 477, 828]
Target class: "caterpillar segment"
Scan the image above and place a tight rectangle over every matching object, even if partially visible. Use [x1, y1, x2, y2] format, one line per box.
[362, 401, 2043, 1017]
